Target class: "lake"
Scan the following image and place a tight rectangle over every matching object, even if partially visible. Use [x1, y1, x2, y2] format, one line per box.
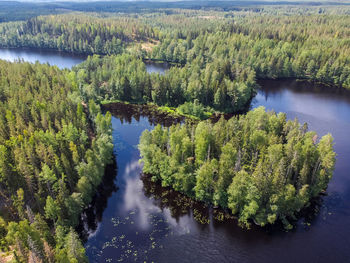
[0, 48, 86, 69]
[0, 48, 172, 73]
[2, 49, 350, 262]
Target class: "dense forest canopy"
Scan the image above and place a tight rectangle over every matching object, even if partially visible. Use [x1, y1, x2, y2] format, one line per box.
[0, 2, 344, 262]
[0, 60, 113, 262]
[72, 53, 255, 116]
[1, 7, 350, 89]
[1, 7, 346, 121]
[2, 1, 350, 22]
[139, 107, 336, 229]
[149, 13, 350, 88]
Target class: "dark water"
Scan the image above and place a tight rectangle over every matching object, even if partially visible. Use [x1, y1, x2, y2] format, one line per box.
[144, 61, 171, 75]
[83, 78, 350, 263]
[0, 48, 86, 69]
[0, 48, 171, 73]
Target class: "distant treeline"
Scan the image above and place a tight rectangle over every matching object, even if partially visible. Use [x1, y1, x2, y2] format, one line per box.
[150, 14, 350, 88]
[2, 1, 350, 22]
[0, 14, 155, 54]
[1, 9, 350, 89]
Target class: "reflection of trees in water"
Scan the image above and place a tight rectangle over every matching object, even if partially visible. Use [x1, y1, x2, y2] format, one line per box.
[141, 173, 330, 232]
[258, 79, 350, 104]
[141, 173, 196, 221]
[141, 174, 239, 226]
[103, 102, 185, 127]
[103, 101, 251, 125]
[296, 193, 345, 228]
[82, 100, 334, 242]
[77, 159, 118, 242]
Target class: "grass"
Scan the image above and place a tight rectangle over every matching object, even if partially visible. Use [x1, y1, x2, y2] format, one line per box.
[158, 105, 209, 120]
[100, 99, 214, 121]
[101, 99, 127, 105]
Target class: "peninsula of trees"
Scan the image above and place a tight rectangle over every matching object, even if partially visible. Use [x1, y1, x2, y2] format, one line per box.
[0, 60, 113, 262]
[139, 107, 336, 228]
[73, 53, 255, 116]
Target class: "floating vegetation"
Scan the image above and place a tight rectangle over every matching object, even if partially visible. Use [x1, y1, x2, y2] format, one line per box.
[94, 208, 180, 262]
[193, 209, 210, 225]
[214, 211, 225, 222]
[93, 159, 242, 262]
[103, 102, 185, 128]
[213, 209, 235, 222]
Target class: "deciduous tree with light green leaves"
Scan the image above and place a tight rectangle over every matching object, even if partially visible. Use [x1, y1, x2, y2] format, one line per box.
[139, 107, 336, 228]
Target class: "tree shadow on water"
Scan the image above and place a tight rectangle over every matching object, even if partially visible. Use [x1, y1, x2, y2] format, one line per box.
[141, 172, 333, 241]
[77, 158, 118, 242]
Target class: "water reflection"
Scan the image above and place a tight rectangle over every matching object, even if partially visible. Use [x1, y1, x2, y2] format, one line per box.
[144, 61, 171, 75]
[85, 79, 350, 263]
[141, 174, 211, 224]
[78, 160, 118, 242]
[0, 48, 86, 69]
[124, 167, 162, 229]
[256, 79, 350, 125]
[103, 102, 185, 127]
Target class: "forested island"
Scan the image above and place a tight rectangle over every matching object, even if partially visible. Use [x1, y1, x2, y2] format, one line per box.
[0, 1, 346, 262]
[139, 107, 336, 228]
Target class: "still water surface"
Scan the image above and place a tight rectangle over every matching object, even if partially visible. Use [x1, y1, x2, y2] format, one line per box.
[2, 49, 350, 262]
[83, 79, 350, 263]
[144, 61, 170, 75]
[0, 48, 170, 73]
[0, 48, 86, 69]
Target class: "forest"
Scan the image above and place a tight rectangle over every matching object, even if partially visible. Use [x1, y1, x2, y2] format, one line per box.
[0, 2, 346, 262]
[139, 107, 336, 228]
[2, 1, 348, 23]
[1, 8, 350, 90]
[1, 8, 348, 119]
[72, 53, 255, 117]
[0, 60, 113, 262]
